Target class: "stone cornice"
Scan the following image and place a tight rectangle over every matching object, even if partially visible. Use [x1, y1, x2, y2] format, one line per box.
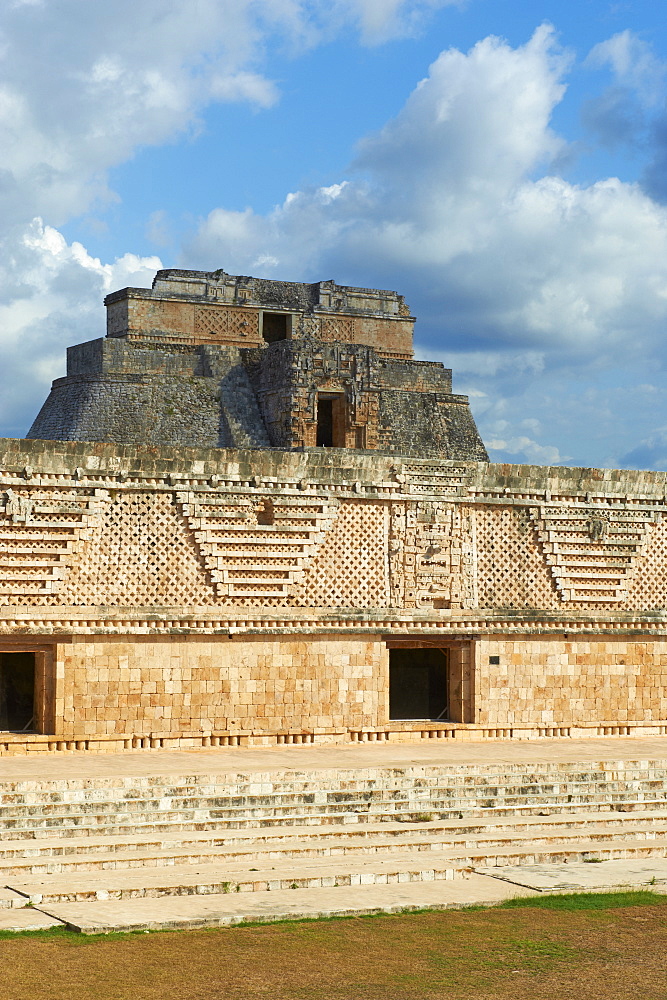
[1, 607, 667, 636]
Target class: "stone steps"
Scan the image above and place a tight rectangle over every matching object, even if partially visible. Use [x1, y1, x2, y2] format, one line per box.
[4, 766, 666, 797]
[10, 836, 667, 907]
[2, 815, 667, 878]
[2, 776, 666, 809]
[0, 753, 666, 927]
[3, 774, 667, 838]
[2, 796, 666, 838]
[3, 809, 667, 862]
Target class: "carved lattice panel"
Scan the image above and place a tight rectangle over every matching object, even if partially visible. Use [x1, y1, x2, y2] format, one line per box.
[194, 306, 259, 341]
[177, 492, 339, 604]
[474, 506, 561, 610]
[621, 514, 667, 610]
[288, 501, 389, 607]
[0, 489, 105, 606]
[530, 505, 659, 604]
[60, 493, 216, 606]
[319, 318, 355, 343]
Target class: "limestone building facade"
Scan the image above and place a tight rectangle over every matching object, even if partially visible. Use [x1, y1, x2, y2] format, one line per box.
[1, 269, 666, 752]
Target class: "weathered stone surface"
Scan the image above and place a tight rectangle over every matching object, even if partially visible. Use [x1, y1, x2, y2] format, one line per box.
[9, 269, 667, 748]
[28, 269, 487, 460]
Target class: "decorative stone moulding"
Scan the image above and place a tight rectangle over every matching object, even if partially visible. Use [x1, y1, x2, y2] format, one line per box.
[2, 718, 667, 756]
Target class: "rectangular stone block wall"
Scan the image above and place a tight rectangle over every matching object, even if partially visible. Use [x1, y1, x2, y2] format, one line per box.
[475, 637, 667, 726]
[60, 635, 386, 738]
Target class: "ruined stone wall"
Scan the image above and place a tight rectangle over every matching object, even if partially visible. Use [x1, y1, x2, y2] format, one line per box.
[28, 334, 485, 460]
[105, 271, 415, 357]
[241, 340, 486, 458]
[28, 342, 270, 449]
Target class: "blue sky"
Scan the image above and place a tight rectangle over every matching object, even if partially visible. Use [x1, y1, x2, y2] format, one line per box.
[2, 0, 667, 470]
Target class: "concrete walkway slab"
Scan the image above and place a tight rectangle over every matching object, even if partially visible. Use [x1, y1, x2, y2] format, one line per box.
[2, 735, 667, 783]
[38, 873, 538, 934]
[0, 886, 32, 910]
[476, 857, 667, 892]
[0, 909, 63, 931]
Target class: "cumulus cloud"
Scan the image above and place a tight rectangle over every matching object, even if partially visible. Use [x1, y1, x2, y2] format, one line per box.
[183, 25, 667, 467]
[0, 0, 456, 436]
[0, 0, 296, 225]
[0, 220, 161, 436]
[185, 26, 667, 364]
[0, 0, 464, 227]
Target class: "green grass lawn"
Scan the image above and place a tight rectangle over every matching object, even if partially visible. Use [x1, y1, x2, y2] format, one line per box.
[0, 891, 665, 1000]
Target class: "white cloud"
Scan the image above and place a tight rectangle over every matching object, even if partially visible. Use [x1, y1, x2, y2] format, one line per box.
[0, 1, 451, 229]
[587, 30, 666, 106]
[185, 26, 667, 364]
[0, 219, 161, 436]
[183, 25, 667, 468]
[486, 436, 566, 466]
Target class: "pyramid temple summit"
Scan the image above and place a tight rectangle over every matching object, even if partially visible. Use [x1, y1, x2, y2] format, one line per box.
[2, 268, 667, 751]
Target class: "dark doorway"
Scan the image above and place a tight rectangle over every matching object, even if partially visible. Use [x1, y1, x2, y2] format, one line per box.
[316, 394, 346, 447]
[0, 652, 35, 731]
[316, 397, 333, 446]
[389, 648, 448, 720]
[262, 313, 289, 344]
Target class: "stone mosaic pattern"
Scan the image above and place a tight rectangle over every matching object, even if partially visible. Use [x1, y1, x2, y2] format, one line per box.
[289, 501, 389, 607]
[1, 449, 667, 618]
[60, 492, 215, 607]
[2, 442, 667, 742]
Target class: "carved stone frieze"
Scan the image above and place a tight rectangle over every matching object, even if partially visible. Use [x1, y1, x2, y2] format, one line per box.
[529, 504, 660, 603]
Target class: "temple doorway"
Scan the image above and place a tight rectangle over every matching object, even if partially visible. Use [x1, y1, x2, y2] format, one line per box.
[316, 394, 346, 447]
[0, 652, 36, 731]
[389, 647, 449, 720]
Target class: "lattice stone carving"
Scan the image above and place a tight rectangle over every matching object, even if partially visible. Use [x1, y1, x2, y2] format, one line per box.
[529, 505, 660, 604]
[319, 317, 355, 343]
[0, 489, 105, 603]
[194, 305, 259, 341]
[59, 492, 216, 606]
[473, 506, 561, 610]
[177, 492, 339, 602]
[625, 515, 667, 609]
[394, 463, 472, 495]
[289, 501, 389, 607]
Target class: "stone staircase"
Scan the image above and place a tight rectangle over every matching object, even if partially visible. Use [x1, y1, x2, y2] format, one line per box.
[1, 759, 667, 914]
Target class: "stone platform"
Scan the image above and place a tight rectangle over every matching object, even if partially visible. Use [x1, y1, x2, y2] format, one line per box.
[1, 736, 667, 933]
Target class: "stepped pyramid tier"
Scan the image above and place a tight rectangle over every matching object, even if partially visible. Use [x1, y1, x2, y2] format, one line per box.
[27, 269, 488, 461]
[2, 267, 667, 750]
